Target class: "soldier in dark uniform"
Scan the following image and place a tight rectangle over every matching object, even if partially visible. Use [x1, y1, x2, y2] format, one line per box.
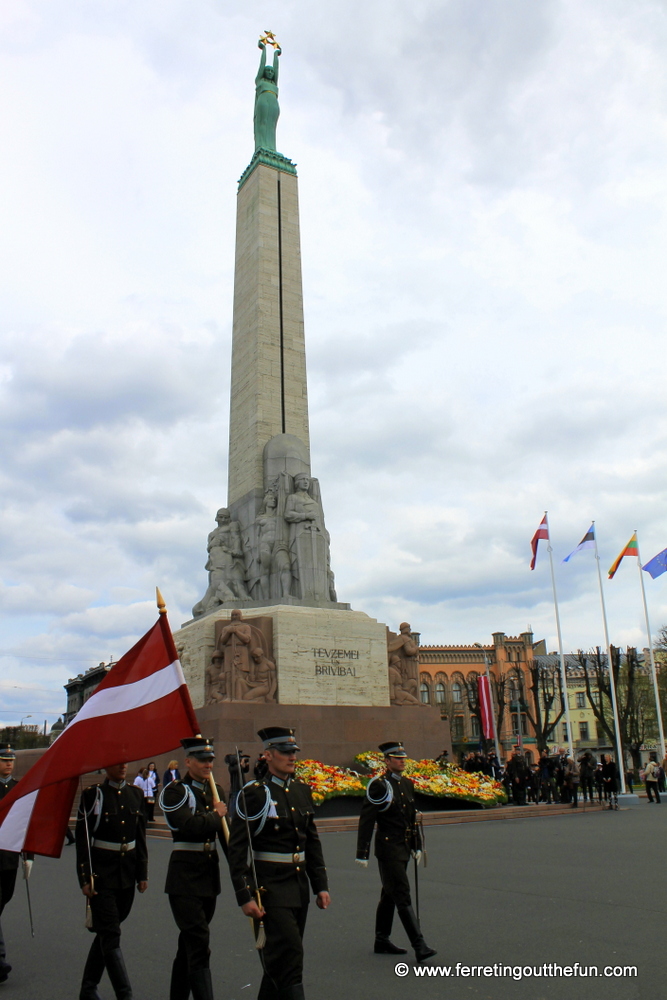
[228, 727, 330, 1000]
[76, 761, 148, 1000]
[0, 744, 32, 985]
[159, 736, 228, 1000]
[356, 741, 436, 962]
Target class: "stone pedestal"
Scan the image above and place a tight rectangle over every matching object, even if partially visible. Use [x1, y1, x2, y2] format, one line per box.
[174, 605, 391, 709]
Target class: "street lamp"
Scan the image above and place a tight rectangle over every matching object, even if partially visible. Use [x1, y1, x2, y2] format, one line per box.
[473, 644, 501, 762]
[20, 715, 32, 729]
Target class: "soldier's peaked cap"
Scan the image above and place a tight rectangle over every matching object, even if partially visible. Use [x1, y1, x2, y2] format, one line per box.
[257, 727, 300, 752]
[181, 736, 215, 759]
[379, 741, 407, 757]
[0, 743, 16, 760]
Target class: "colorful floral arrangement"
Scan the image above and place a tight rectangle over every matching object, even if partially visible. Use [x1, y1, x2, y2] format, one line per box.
[354, 752, 506, 808]
[293, 752, 506, 808]
[294, 759, 367, 805]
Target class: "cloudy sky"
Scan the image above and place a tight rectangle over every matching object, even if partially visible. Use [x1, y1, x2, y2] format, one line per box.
[1, 0, 666, 727]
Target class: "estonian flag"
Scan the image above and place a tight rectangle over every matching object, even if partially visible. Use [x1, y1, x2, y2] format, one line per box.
[642, 546, 667, 580]
[562, 524, 595, 563]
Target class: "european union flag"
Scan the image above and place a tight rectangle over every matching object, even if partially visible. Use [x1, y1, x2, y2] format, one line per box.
[642, 547, 667, 580]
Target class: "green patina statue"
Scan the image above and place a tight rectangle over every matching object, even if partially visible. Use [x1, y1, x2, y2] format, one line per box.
[254, 38, 281, 152]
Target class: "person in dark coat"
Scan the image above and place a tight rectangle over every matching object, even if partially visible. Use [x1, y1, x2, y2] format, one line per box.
[76, 761, 148, 1000]
[601, 754, 619, 810]
[224, 751, 250, 820]
[228, 727, 330, 1000]
[162, 760, 181, 790]
[506, 750, 529, 806]
[356, 741, 436, 962]
[0, 744, 33, 986]
[578, 752, 595, 803]
[159, 737, 228, 1000]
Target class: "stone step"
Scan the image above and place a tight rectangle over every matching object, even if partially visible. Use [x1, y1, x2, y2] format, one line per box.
[144, 802, 608, 839]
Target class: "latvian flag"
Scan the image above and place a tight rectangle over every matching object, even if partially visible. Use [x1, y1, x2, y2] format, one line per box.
[530, 515, 549, 570]
[608, 532, 638, 580]
[0, 611, 199, 858]
[477, 675, 494, 740]
[562, 523, 595, 563]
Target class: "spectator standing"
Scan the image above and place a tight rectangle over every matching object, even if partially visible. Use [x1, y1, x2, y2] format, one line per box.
[538, 750, 555, 803]
[644, 753, 661, 803]
[506, 751, 529, 806]
[578, 752, 595, 804]
[253, 752, 268, 781]
[601, 754, 619, 810]
[133, 767, 150, 818]
[162, 759, 181, 789]
[660, 752, 667, 792]
[624, 767, 634, 794]
[145, 762, 160, 822]
[594, 762, 604, 803]
[224, 752, 250, 820]
[564, 757, 580, 808]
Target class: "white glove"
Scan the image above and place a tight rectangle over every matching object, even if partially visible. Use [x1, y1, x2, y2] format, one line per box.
[22, 859, 33, 880]
[355, 858, 368, 869]
[411, 850, 422, 865]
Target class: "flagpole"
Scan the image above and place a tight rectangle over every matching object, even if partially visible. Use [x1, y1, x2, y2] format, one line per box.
[592, 522, 626, 793]
[545, 512, 575, 758]
[635, 532, 666, 761]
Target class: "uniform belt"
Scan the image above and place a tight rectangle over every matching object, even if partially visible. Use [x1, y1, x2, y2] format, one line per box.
[91, 839, 136, 853]
[253, 850, 305, 864]
[172, 841, 217, 852]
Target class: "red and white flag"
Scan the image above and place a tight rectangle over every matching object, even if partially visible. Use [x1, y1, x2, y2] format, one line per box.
[477, 675, 494, 740]
[0, 612, 199, 858]
[530, 515, 549, 570]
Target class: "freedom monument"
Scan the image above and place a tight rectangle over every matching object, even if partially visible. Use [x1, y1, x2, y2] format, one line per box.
[174, 35, 446, 763]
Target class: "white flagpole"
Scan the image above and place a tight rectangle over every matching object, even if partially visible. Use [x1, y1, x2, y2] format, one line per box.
[545, 512, 575, 758]
[592, 522, 626, 793]
[635, 531, 666, 761]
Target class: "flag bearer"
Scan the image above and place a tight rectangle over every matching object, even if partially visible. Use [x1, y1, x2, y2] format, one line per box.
[76, 761, 148, 1000]
[355, 741, 436, 962]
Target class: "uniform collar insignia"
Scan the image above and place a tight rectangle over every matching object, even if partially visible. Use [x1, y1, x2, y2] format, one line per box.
[192, 779, 205, 790]
[0, 775, 12, 785]
[108, 779, 126, 789]
[389, 772, 402, 781]
[271, 774, 288, 788]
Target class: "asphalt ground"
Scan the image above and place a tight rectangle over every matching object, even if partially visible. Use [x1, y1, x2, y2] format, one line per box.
[1, 801, 662, 1000]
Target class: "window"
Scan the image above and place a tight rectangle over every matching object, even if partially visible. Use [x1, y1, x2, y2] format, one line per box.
[435, 682, 446, 705]
[452, 716, 464, 740]
[512, 713, 528, 736]
[579, 722, 589, 741]
[576, 692, 585, 709]
[452, 682, 462, 704]
[471, 716, 480, 738]
[420, 682, 431, 704]
[562, 722, 568, 741]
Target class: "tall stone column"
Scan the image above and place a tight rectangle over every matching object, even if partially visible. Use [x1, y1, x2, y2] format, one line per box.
[228, 155, 310, 512]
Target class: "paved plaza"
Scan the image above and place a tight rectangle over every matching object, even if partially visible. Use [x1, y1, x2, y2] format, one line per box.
[3, 802, 662, 1000]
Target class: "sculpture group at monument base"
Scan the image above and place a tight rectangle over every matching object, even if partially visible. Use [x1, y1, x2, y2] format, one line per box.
[174, 604, 392, 709]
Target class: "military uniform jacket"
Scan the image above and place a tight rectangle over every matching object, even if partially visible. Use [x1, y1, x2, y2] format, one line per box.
[356, 772, 421, 863]
[0, 777, 20, 871]
[75, 779, 148, 890]
[160, 774, 227, 897]
[228, 774, 328, 909]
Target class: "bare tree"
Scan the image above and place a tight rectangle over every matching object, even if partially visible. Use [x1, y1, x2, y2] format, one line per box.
[520, 659, 565, 753]
[578, 648, 618, 755]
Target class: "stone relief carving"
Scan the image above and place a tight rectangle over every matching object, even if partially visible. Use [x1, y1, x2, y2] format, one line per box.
[205, 611, 277, 704]
[387, 622, 423, 706]
[193, 435, 337, 616]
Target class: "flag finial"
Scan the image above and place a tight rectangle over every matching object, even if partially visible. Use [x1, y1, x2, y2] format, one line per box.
[156, 587, 167, 615]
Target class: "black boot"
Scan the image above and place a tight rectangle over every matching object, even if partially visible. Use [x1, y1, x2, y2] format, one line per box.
[190, 968, 214, 1000]
[398, 906, 437, 962]
[374, 895, 406, 954]
[80, 938, 105, 1000]
[278, 985, 305, 1000]
[105, 948, 133, 1000]
[257, 973, 279, 1000]
[170, 950, 190, 1000]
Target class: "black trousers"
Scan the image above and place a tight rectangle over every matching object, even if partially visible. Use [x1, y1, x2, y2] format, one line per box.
[169, 894, 217, 975]
[580, 776, 594, 801]
[374, 857, 412, 940]
[646, 782, 661, 803]
[88, 885, 135, 955]
[257, 904, 309, 995]
[0, 868, 18, 964]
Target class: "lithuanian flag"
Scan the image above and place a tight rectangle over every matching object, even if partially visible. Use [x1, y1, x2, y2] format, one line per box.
[608, 532, 638, 579]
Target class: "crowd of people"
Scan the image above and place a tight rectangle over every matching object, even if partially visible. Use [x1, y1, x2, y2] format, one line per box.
[457, 746, 665, 809]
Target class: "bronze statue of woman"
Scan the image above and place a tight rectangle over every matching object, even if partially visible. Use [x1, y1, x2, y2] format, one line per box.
[254, 39, 281, 152]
